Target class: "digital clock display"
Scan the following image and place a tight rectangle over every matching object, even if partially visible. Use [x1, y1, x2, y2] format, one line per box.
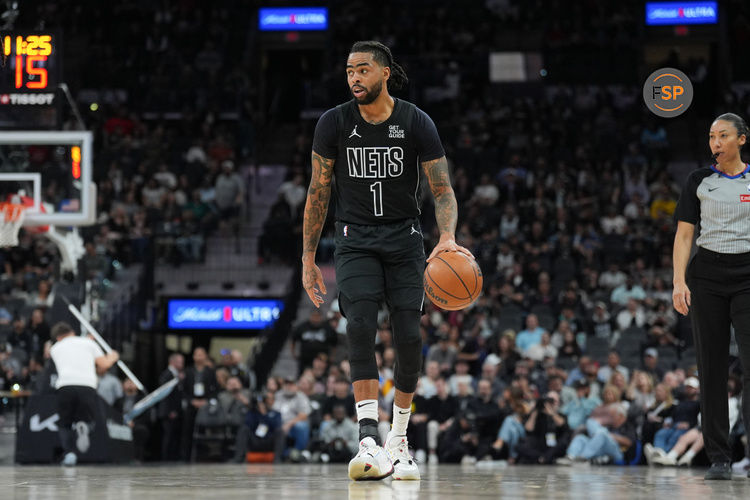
[0, 32, 59, 100]
[0, 32, 60, 128]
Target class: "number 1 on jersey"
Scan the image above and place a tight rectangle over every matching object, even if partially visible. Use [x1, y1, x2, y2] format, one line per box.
[370, 181, 383, 216]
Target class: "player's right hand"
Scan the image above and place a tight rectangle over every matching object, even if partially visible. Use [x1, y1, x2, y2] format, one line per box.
[672, 281, 691, 316]
[302, 261, 327, 308]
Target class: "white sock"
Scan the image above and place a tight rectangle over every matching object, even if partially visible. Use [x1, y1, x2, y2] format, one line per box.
[356, 399, 378, 423]
[683, 450, 696, 461]
[666, 450, 679, 461]
[391, 403, 411, 437]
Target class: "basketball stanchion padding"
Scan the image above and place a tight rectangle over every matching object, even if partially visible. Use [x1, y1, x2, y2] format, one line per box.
[61, 295, 146, 393]
[0, 203, 26, 247]
[123, 378, 179, 424]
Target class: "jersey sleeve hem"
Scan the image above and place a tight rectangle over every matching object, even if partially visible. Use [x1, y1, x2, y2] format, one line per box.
[419, 152, 445, 163]
[312, 108, 339, 159]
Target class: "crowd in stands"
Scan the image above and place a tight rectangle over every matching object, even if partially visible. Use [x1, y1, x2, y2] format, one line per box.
[0, 0, 749, 472]
[228, 304, 747, 471]
[2, 0, 257, 418]
[0, 107, 248, 422]
[245, 0, 750, 471]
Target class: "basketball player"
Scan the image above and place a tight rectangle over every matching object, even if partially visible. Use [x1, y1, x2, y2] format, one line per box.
[302, 40, 471, 480]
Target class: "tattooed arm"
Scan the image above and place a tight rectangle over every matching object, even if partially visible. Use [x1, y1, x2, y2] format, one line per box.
[301, 151, 335, 307]
[422, 156, 473, 262]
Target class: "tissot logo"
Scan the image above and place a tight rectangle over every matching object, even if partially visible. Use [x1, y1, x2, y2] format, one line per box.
[0, 93, 55, 105]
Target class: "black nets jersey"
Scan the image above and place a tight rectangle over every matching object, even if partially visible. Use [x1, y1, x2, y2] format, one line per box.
[312, 98, 444, 225]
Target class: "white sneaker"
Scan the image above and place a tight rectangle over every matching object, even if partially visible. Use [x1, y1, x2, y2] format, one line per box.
[677, 453, 694, 467]
[653, 454, 676, 466]
[62, 452, 77, 466]
[644, 443, 664, 465]
[732, 456, 750, 473]
[385, 432, 420, 480]
[75, 421, 90, 453]
[348, 437, 394, 481]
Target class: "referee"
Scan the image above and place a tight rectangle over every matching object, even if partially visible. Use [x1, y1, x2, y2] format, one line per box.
[49, 322, 119, 466]
[673, 113, 750, 480]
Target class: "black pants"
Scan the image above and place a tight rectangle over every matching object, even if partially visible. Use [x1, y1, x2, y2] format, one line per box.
[516, 435, 570, 464]
[56, 386, 101, 455]
[408, 421, 427, 452]
[181, 406, 198, 462]
[161, 416, 183, 461]
[688, 247, 750, 463]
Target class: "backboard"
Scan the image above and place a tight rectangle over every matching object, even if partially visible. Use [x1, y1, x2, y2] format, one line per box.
[0, 130, 95, 226]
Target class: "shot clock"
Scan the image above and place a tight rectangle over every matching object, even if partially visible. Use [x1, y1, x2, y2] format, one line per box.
[0, 32, 60, 128]
[3, 34, 53, 90]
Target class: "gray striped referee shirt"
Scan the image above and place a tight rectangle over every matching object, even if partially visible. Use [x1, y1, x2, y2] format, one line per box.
[675, 164, 750, 254]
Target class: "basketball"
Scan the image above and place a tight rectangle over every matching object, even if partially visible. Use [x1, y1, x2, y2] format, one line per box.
[424, 251, 483, 310]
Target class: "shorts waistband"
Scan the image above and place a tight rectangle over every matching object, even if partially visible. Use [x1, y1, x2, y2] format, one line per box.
[335, 218, 418, 228]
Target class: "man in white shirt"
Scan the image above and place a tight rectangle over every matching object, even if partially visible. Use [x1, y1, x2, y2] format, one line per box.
[49, 322, 119, 466]
[597, 350, 630, 384]
[615, 298, 647, 332]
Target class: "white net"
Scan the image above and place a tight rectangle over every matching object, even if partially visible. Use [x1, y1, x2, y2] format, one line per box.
[0, 203, 27, 247]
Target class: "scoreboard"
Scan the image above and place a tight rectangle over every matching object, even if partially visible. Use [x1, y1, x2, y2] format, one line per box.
[0, 32, 60, 128]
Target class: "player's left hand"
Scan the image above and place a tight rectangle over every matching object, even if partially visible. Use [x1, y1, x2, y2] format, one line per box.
[427, 236, 474, 262]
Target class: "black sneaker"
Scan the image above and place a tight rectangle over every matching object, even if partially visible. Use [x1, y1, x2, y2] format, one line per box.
[705, 462, 732, 480]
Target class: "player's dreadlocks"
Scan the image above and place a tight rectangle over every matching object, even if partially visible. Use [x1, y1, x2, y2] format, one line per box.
[350, 40, 408, 91]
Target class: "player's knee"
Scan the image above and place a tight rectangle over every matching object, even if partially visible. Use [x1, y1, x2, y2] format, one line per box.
[346, 304, 377, 352]
[391, 310, 422, 393]
[394, 364, 419, 393]
[345, 300, 379, 382]
[391, 310, 422, 345]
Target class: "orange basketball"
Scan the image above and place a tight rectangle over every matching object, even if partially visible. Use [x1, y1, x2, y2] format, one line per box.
[424, 251, 483, 310]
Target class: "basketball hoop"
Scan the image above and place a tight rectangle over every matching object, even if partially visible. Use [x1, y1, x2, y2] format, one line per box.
[0, 202, 27, 247]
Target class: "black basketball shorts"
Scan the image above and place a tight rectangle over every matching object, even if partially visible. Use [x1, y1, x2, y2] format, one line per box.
[334, 218, 426, 311]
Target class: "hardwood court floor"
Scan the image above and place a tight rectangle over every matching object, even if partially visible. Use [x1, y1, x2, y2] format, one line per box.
[1, 463, 749, 499]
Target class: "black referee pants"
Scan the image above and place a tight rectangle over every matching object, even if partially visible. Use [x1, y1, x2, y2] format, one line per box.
[688, 247, 750, 463]
[56, 385, 102, 456]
